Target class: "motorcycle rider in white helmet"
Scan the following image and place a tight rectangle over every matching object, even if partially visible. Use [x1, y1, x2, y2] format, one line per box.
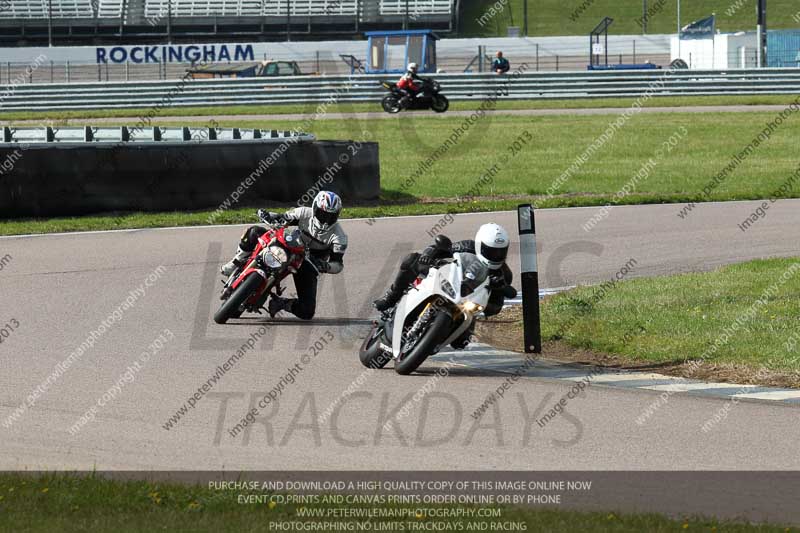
[373, 223, 516, 349]
[220, 190, 347, 320]
[397, 62, 422, 108]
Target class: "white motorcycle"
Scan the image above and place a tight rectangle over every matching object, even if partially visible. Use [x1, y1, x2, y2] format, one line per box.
[360, 240, 491, 375]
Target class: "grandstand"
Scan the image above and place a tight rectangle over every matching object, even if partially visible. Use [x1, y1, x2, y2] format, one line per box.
[0, 0, 456, 44]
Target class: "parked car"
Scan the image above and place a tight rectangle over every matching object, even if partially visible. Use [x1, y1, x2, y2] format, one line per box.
[188, 60, 302, 79]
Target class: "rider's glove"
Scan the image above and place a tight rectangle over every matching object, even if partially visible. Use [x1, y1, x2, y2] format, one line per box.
[259, 210, 286, 225]
[309, 256, 330, 273]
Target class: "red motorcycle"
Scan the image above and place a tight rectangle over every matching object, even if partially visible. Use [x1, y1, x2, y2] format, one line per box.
[214, 214, 306, 324]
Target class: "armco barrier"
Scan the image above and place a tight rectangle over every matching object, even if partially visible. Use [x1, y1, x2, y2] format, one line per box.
[0, 128, 380, 217]
[1, 69, 800, 111]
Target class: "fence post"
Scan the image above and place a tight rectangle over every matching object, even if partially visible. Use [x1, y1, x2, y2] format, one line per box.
[556, 55, 559, 71]
[50, 61, 54, 82]
[97, 63, 101, 82]
[536, 43, 539, 71]
[633, 40, 636, 63]
[518, 204, 541, 353]
[126, 61, 130, 81]
[66, 61, 70, 83]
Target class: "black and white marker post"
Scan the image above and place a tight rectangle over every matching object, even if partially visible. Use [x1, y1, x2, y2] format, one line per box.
[517, 204, 541, 353]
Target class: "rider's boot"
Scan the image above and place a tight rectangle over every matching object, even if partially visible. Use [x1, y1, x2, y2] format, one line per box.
[221, 247, 250, 276]
[268, 296, 294, 318]
[374, 285, 404, 312]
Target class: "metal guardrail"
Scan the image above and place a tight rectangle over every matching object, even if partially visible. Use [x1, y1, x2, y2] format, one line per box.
[2, 69, 800, 112]
[0, 126, 315, 143]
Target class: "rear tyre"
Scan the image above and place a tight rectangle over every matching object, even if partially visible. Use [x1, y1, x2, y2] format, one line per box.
[382, 95, 401, 114]
[394, 311, 453, 375]
[431, 95, 449, 113]
[359, 324, 392, 369]
[214, 274, 263, 324]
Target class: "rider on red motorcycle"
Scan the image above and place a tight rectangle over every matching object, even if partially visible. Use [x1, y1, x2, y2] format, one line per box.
[397, 62, 422, 107]
[220, 191, 347, 320]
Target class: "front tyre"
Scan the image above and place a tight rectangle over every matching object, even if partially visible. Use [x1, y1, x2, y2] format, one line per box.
[382, 95, 402, 114]
[359, 324, 392, 369]
[214, 274, 263, 324]
[394, 312, 453, 375]
[431, 95, 449, 113]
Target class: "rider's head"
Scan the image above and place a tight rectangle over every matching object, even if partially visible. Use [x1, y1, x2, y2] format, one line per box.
[311, 191, 343, 232]
[407, 62, 418, 75]
[474, 223, 509, 270]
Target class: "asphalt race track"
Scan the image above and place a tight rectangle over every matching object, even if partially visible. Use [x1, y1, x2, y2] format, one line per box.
[1, 199, 800, 473]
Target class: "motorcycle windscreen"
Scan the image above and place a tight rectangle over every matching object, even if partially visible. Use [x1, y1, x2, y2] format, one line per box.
[459, 253, 489, 297]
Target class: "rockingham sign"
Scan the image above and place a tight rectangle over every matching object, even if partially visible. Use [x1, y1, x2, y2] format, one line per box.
[96, 43, 255, 64]
[0, 41, 280, 65]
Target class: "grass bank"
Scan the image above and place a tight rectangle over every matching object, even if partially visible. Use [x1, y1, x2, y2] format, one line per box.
[0, 472, 794, 532]
[461, 0, 799, 37]
[3, 109, 800, 235]
[480, 257, 800, 387]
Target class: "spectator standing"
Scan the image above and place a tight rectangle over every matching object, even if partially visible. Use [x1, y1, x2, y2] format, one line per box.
[492, 51, 510, 74]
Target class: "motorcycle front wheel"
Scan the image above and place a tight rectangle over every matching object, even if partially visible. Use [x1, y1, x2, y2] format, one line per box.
[214, 274, 264, 324]
[382, 95, 402, 114]
[394, 311, 453, 375]
[431, 95, 449, 113]
[359, 324, 392, 369]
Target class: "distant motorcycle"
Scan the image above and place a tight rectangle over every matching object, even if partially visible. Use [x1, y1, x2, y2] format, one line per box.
[214, 212, 306, 324]
[380, 77, 449, 114]
[359, 237, 491, 375]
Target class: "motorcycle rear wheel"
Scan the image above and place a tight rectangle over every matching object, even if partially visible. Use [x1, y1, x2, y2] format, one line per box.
[431, 95, 449, 113]
[382, 95, 402, 114]
[394, 311, 453, 375]
[214, 274, 264, 324]
[359, 324, 392, 369]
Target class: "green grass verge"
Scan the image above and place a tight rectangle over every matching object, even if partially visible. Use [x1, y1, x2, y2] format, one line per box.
[0, 473, 795, 532]
[2, 94, 799, 122]
[540, 257, 800, 372]
[3, 108, 800, 236]
[461, 0, 800, 37]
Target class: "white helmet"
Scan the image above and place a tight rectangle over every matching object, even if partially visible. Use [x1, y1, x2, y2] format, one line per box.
[407, 62, 418, 73]
[475, 223, 509, 270]
[311, 190, 342, 233]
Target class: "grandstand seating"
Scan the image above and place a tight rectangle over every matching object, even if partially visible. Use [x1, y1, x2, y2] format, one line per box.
[0, 0, 454, 44]
[0, 0, 452, 20]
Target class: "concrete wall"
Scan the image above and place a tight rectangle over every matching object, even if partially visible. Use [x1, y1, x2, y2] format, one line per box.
[0, 139, 380, 217]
